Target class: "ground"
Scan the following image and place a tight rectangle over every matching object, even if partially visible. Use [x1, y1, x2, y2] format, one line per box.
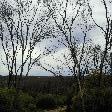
[45, 106, 66, 112]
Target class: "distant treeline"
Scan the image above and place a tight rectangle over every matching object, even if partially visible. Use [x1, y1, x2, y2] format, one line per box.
[0, 75, 74, 95]
[0, 74, 112, 96]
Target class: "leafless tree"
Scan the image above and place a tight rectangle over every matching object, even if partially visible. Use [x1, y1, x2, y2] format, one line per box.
[43, 0, 95, 111]
[0, 0, 52, 88]
[87, 0, 112, 86]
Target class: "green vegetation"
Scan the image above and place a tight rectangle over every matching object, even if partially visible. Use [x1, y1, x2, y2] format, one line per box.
[72, 73, 112, 112]
[36, 94, 56, 109]
[72, 88, 112, 112]
[0, 87, 66, 112]
[0, 74, 112, 112]
[0, 88, 36, 112]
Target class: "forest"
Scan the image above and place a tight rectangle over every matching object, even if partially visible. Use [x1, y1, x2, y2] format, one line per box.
[0, 0, 112, 112]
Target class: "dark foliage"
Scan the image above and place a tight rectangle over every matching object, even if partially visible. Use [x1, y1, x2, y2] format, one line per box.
[0, 76, 74, 95]
[72, 87, 112, 112]
[36, 94, 56, 109]
[0, 87, 66, 112]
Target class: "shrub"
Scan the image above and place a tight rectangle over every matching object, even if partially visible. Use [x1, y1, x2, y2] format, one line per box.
[16, 92, 36, 112]
[72, 88, 112, 112]
[54, 95, 67, 106]
[36, 94, 56, 109]
[0, 88, 16, 112]
[0, 88, 37, 112]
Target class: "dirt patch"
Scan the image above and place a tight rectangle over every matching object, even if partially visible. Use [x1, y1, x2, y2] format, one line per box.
[45, 106, 66, 112]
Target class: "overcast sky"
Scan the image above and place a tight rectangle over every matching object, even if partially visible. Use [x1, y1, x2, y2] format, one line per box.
[0, 0, 111, 76]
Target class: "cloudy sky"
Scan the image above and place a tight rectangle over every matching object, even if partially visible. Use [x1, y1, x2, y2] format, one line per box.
[0, 0, 111, 76]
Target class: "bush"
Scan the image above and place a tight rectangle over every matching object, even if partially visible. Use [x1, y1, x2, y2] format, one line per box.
[0, 88, 37, 112]
[36, 94, 56, 109]
[0, 88, 66, 111]
[55, 95, 67, 106]
[72, 88, 112, 112]
[16, 92, 36, 112]
[0, 88, 16, 112]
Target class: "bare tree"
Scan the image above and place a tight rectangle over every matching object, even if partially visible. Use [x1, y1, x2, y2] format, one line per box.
[0, 0, 52, 88]
[87, 0, 112, 86]
[43, 0, 95, 112]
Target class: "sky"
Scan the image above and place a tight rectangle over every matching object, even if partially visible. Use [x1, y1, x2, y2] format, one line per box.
[0, 0, 111, 76]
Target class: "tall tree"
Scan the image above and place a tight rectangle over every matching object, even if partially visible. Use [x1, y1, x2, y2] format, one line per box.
[45, 0, 94, 111]
[87, 0, 112, 86]
[0, 0, 52, 88]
